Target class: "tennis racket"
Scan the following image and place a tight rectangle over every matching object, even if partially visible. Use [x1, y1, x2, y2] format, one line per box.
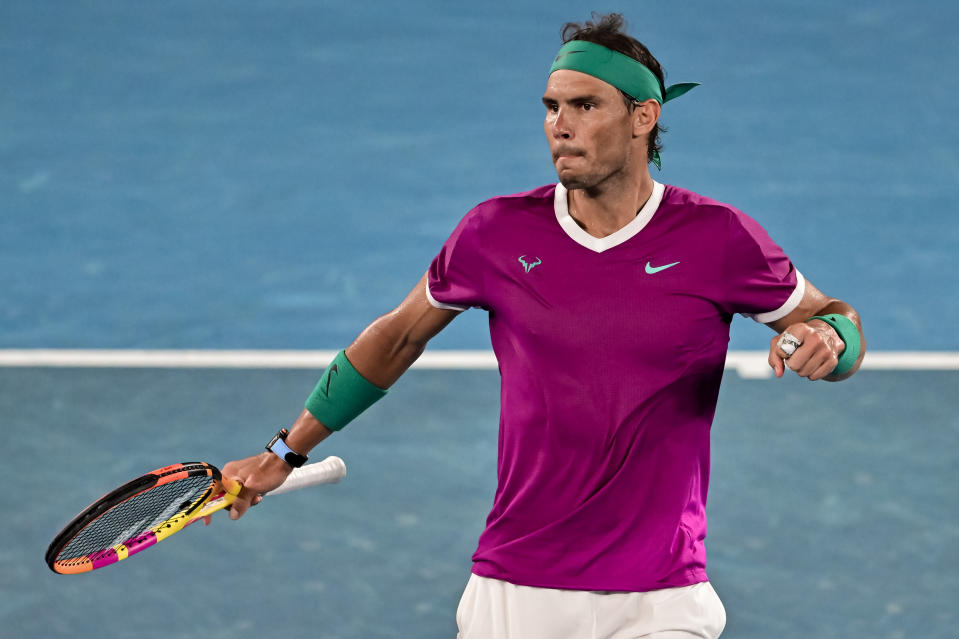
[46, 455, 346, 574]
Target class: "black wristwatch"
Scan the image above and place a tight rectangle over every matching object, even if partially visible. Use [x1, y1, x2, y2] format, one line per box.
[266, 428, 308, 468]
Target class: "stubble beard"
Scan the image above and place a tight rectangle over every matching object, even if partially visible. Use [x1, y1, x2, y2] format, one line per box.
[557, 161, 631, 196]
[554, 139, 638, 195]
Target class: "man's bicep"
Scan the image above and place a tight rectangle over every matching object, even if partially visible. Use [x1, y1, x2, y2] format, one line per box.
[346, 272, 460, 387]
[402, 271, 462, 345]
[764, 278, 835, 333]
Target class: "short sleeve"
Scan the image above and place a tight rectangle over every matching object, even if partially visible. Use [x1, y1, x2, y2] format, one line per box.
[721, 209, 804, 324]
[426, 208, 487, 311]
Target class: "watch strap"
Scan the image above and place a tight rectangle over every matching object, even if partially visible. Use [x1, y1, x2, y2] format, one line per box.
[266, 429, 308, 468]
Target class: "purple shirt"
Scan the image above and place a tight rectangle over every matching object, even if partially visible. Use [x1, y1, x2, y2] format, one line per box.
[427, 182, 803, 592]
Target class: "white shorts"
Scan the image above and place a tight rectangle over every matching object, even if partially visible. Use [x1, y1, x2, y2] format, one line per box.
[456, 574, 726, 639]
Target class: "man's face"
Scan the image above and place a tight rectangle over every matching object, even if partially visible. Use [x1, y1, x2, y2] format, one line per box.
[542, 70, 640, 190]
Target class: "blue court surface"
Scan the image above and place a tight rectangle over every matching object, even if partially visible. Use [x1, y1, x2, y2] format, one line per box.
[2, 2, 957, 638]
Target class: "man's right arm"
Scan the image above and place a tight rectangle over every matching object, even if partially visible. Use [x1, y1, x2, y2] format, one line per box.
[222, 272, 459, 518]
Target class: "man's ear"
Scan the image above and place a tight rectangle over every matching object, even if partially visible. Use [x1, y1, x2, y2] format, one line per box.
[632, 99, 661, 139]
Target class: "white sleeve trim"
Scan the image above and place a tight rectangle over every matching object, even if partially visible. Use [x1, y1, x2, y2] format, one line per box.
[424, 279, 468, 312]
[742, 270, 806, 324]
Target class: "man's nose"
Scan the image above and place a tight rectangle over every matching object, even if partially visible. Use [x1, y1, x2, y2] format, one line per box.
[550, 109, 572, 139]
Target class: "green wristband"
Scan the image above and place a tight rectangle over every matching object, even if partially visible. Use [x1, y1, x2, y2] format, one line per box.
[808, 314, 861, 377]
[305, 350, 387, 431]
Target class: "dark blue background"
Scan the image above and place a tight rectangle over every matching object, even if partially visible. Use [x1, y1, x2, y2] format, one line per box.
[3, 1, 957, 351]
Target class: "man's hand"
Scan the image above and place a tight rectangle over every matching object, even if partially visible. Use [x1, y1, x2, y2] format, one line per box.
[220, 452, 293, 520]
[769, 319, 844, 380]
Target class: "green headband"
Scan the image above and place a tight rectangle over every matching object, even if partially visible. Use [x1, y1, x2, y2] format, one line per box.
[549, 40, 699, 168]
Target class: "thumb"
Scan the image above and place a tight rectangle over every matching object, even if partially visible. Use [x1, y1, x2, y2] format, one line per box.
[228, 493, 252, 520]
[768, 350, 785, 378]
[228, 492, 263, 520]
[219, 476, 252, 521]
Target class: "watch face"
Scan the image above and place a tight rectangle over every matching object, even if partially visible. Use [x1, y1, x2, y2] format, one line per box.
[266, 428, 288, 451]
[266, 429, 306, 467]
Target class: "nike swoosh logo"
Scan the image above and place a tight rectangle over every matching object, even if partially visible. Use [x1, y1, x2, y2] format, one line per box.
[645, 261, 680, 274]
[553, 49, 586, 63]
[323, 364, 339, 397]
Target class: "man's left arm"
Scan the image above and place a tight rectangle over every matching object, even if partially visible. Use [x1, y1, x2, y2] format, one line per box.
[766, 278, 865, 381]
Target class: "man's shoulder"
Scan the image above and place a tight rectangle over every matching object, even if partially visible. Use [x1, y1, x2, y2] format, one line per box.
[661, 183, 742, 218]
[662, 184, 781, 250]
[443, 184, 556, 243]
[468, 184, 557, 220]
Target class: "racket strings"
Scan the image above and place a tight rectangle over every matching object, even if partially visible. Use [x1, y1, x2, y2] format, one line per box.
[55, 475, 215, 562]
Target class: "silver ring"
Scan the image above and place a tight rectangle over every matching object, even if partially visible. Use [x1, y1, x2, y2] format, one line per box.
[778, 331, 802, 357]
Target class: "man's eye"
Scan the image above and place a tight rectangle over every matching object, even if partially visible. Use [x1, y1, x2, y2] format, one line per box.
[582, 103, 594, 111]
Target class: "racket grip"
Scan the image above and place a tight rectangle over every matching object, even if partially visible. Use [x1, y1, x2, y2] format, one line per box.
[267, 455, 346, 495]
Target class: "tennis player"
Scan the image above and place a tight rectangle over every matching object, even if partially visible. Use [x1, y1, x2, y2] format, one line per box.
[223, 13, 865, 638]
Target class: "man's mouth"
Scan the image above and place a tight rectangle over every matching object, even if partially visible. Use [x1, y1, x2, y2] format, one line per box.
[553, 149, 585, 162]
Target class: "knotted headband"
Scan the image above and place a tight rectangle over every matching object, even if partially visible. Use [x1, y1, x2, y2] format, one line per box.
[549, 40, 699, 168]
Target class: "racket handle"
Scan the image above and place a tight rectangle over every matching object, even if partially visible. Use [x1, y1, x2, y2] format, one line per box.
[267, 455, 346, 495]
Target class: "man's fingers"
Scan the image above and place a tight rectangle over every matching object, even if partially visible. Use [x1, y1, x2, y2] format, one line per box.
[770, 322, 844, 381]
[229, 494, 252, 520]
[769, 330, 806, 378]
[787, 347, 825, 377]
[220, 451, 293, 521]
[776, 331, 802, 357]
[768, 352, 785, 378]
[802, 348, 838, 381]
[225, 486, 265, 520]
[808, 359, 837, 381]
[768, 336, 787, 378]
[777, 334, 838, 380]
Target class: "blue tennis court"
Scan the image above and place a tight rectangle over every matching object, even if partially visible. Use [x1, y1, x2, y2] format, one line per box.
[2, 1, 957, 638]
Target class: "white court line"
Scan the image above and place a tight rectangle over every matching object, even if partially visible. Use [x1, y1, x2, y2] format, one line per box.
[0, 350, 957, 379]
[0, 349, 496, 370]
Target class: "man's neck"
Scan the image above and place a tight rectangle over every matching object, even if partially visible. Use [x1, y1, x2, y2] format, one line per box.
[567, 171, 655, 239]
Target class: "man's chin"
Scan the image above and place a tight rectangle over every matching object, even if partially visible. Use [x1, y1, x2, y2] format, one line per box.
[556, 166, 622, 192]
[557, 174, 594, 190]
[556, 167, 584, 189]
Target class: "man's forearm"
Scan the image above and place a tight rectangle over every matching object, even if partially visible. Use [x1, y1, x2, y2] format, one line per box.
[281, 325, 417, 457]
[283, 317, 427, 454]
[284, 409, 335, 456]
[286, 273, 458, 453]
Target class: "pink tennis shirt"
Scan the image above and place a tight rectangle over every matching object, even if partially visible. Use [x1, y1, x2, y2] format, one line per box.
[426, 182, 803, 592]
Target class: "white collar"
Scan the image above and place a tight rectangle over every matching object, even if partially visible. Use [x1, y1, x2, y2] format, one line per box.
[553, 181, 665, 253]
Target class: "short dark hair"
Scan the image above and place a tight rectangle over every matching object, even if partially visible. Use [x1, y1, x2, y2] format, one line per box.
[561, 13, 667, 165]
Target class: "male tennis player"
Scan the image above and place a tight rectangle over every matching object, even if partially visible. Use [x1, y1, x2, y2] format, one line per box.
[223, 13, 865, 638]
